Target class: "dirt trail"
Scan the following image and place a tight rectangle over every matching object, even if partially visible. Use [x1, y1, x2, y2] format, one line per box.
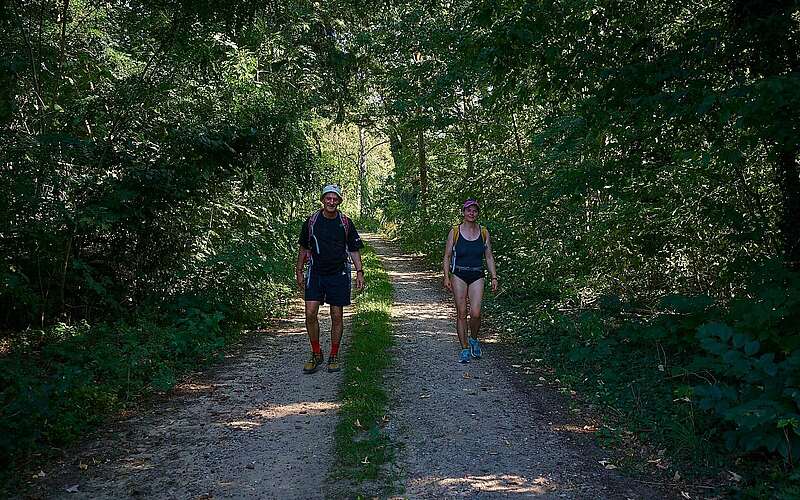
[369, 236, 665, 499]
[28, 307, 347, 499]
[26, 235, 667, 499]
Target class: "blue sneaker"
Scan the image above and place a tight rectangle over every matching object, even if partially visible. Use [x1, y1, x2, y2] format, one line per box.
[469, 337, 482, 359]
[459, 348, 471, 363]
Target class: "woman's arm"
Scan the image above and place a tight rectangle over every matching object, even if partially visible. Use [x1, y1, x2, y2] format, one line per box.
[484, 231, 498, 293]
[442, 228, 454, 291]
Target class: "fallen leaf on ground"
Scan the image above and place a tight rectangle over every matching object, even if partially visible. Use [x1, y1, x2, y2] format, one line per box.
[361, 456, 370, 464]
[419, 393, 431, 399]
[728, 471, 742, 482]
[65, 484, 80, 493]
[32, 471, 46, 479]
[79, 462, 88, 470]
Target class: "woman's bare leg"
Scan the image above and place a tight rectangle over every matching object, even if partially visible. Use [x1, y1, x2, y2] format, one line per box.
[467, 278, 485, 339]
[451, 275, 469, 349]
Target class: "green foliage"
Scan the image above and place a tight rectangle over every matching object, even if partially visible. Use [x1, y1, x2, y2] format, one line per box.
[693, 323, 800, 461]
[690, 263, 800, 462]
[485, 262, 800, 492]
[0, 0, 376, 488]
[368, 0, 800, 489]
[0, 310, 227, 479]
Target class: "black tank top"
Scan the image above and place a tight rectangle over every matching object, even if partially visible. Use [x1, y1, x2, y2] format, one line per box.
[452, 226, 484, 271]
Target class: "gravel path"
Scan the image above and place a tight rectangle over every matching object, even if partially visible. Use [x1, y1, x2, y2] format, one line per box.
[25, 235, 668, 499]
[369, 236, 666, 499]
[28, 307, 347, 499]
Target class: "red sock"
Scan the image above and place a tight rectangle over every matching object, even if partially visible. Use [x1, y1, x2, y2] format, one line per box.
[311, 340, 321, 354]
[330, 343, 340, 356]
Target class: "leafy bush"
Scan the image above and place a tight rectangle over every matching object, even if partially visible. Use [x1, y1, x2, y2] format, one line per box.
[0, 309, 227, 479]
[691, 263, 800, 462]
[693, 323, 800, 461]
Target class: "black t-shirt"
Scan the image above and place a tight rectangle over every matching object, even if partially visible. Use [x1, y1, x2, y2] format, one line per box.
[298, 212, 363, 275]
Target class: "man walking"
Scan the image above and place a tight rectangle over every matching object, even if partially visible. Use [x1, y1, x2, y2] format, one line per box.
[296, 184, 365, 373]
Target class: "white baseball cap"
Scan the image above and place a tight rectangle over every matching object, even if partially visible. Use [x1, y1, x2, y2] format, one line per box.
[321, 184, 343, 200]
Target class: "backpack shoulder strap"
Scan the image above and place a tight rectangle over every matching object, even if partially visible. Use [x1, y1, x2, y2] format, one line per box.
[481, 226, 488, 245]
[338, 211, 351, 240]
[308, 210, 320, 233]
[307, 210, 322, 249]
[452, 225, 460, 250]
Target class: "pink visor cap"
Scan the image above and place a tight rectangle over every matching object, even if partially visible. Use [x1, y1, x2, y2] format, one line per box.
[462, 198, 479, 210]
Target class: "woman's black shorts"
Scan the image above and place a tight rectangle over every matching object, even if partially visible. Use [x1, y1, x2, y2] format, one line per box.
[452, 270, 484, 286]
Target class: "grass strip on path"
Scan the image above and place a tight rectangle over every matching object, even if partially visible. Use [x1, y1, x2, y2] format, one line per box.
[331, 243, 396, 495]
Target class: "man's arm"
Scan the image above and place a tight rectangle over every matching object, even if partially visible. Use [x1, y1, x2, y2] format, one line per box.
[296, 246, 308, 290]
[350, 251, 365, 290]
[296, 218, 310, 290]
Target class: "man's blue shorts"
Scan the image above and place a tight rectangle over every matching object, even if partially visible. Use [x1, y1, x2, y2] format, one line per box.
[305, 268, 351, 306]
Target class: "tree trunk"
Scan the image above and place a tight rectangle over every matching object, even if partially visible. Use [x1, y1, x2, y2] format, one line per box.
[59, 230, 73, 317]
[312, 129, 323, 158]
[511, 111, 524, 162]
[417, 128, 427, 211]
[730, 0, 800, 268]
[461, 93, 475, 184]
[776, 148, 800, 268]
[53, 0, 69, 110]
[465, 133, 475, 184]
[357, 124, 368, 218]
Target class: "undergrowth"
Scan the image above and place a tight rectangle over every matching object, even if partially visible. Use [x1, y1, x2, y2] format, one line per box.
[485, 260, 800, 498]
[0, 310, 242, 491]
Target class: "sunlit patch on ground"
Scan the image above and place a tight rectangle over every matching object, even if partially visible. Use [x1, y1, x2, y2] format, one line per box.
[392, 303, 449, 319]
[248, 401, 340, 420]
[225, 419, 262, 431]
[121, 458, 155, 472]
[552, 424, 598, 434]
[176, 382, 215, 393]
[218, 401, 340, 430]
[415, 473, 554, 494]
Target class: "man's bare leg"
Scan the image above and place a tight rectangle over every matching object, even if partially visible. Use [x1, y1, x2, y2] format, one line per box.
[305, 300, 321, 346]
[330, 305, 344, 348]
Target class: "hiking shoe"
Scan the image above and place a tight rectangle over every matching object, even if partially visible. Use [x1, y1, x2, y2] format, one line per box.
[459, 348, 471, 364]
[327, 355, 341, 372]
[303, 353, 324, 374]
[469, 337, 482, 358]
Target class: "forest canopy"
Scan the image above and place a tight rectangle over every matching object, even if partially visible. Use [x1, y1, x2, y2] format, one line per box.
[2, 0, 799, 493]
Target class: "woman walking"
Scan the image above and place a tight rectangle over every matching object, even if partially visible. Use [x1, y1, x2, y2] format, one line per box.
[442, 198, 498, 363]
